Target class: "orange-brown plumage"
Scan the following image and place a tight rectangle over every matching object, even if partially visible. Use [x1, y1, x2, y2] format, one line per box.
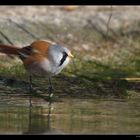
[23, 53, 45, 66]
[30, 40, 52, 57]
[0, 40, 53, 56]
[0, 41, 52, 74]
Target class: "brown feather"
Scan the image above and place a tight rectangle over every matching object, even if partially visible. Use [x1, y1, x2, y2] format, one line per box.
[0, 44, 20, 55]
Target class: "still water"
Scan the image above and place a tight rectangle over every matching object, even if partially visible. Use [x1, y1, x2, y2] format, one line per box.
[0, 96, 140, 134]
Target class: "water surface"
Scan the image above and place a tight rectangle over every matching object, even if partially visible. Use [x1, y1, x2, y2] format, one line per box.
[0, 96, 140, 134]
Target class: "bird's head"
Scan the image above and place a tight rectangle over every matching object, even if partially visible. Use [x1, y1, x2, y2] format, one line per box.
[48, 44, 74, 67]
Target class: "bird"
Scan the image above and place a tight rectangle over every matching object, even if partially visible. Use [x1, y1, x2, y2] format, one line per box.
[0, 40, 74, 100]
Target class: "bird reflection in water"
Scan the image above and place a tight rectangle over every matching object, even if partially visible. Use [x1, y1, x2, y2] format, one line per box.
[23, 96, 54, 135]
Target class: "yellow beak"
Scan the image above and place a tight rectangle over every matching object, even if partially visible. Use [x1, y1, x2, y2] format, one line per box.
[68, 52, 74, 58]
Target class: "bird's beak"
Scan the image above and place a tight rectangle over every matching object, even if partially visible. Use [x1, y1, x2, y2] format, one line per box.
[68, 52, 74, 58]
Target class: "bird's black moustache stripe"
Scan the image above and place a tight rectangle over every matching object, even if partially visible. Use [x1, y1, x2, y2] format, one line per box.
[59, 52, 68, 66]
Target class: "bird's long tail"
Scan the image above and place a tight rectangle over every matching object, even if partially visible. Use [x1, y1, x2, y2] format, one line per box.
[0, 44, 20, 55]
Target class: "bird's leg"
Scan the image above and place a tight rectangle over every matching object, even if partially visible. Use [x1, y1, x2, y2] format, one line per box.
[48, 77, 53, 93]
[29, 75, 33, 92]
[48, 77, 53, 94]
[29, 75, 32, 107]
